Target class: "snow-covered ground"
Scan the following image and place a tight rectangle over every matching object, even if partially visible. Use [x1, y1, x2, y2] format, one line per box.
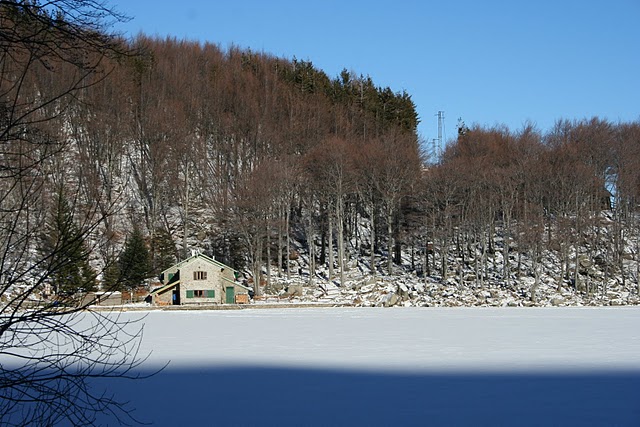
[137, 307, 640, 372]
[95, 307, 640, 426]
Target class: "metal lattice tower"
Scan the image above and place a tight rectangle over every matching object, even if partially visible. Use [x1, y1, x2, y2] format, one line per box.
[437, 111, 444, 159]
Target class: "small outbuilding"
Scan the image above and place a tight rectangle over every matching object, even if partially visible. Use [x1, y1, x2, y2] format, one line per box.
[150, 253, 249, 305]
[80, 291, 122, 307]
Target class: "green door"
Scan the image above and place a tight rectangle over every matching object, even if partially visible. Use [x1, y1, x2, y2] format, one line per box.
[225, 286, 235, 304]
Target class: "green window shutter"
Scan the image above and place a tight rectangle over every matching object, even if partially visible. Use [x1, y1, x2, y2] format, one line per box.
[186, 290, 194, 298]
[168, 273, 174, 281]
[206, 289, 215, 298]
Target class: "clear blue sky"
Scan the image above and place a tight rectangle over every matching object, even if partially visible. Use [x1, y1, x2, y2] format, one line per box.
[109, 0, 640, 143]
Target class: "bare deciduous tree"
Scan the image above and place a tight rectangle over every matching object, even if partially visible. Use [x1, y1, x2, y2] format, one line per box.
[0, 2, 153, 425]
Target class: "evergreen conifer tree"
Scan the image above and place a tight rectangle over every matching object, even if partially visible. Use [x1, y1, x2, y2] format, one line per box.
[102, 258, 121, 290]
[42, 190, 96, 294]
[118, 226, 151, 291]
[151, 227, 176, 275]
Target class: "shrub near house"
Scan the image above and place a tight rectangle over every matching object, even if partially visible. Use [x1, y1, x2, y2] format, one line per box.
[150, 254, 250, 305]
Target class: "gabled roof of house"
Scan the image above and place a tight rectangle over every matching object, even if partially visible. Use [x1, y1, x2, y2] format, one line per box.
[222, 276, 252, 292]
[160, 253, 236, 276]
[150, 280, 180, 295]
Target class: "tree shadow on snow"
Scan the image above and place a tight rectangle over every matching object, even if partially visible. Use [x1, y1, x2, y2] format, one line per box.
[113, 366, 640, 426]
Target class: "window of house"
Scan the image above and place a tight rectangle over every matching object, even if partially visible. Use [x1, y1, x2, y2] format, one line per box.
[186, 289, 214, 298]
[193, 271, 207, 280]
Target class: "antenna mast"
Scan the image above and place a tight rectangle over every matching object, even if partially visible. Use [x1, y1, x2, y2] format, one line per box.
[434, 111, 444, 162]
[437, 111, 444, 158]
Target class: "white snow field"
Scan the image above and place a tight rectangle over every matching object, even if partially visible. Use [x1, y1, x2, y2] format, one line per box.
[88, 306, 640, 427]
[137, 307, 640, 372]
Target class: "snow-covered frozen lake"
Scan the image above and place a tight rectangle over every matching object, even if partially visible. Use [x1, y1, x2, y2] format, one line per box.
[138, 306, 640, 372]
[103, 307, 640, 426]
[6, 307, 638, 426]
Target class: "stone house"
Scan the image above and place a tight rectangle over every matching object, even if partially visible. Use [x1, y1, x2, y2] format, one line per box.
[150, 253, 250, 305]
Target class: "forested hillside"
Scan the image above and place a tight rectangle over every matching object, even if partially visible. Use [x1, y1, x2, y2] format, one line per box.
[4, 2, 640, 425]
[2, 2, 640, 305]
